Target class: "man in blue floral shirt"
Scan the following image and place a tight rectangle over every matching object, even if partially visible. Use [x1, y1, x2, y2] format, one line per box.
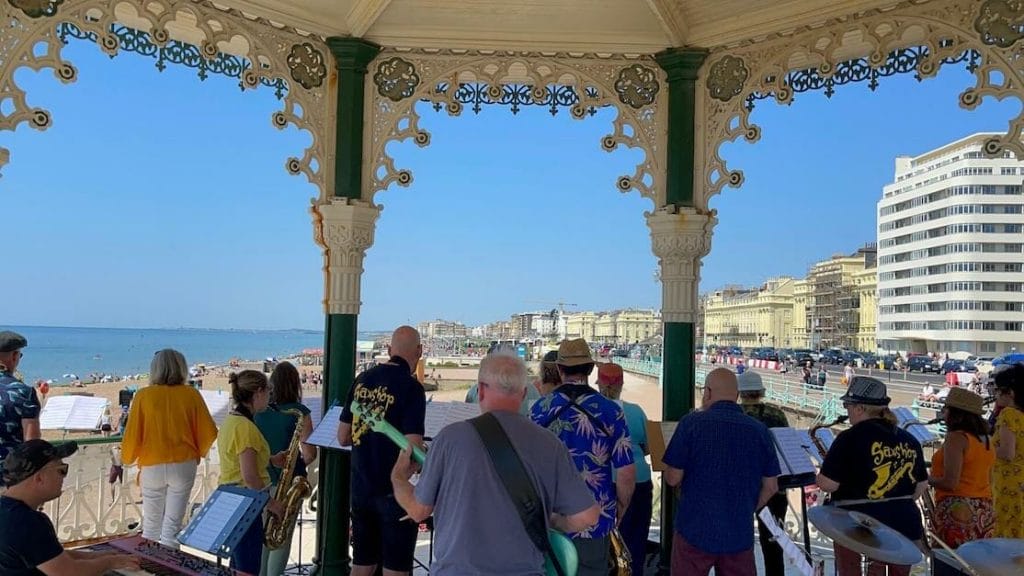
[531, 338, 635, 576]
[0, 331, 41, 467]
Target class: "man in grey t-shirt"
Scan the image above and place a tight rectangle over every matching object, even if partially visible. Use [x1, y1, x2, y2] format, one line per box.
[392, 352, 599, 576]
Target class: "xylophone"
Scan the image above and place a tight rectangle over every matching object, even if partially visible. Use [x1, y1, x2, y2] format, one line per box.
[76, 535, 243, 576]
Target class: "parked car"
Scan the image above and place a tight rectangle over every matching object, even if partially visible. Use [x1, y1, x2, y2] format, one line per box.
[820, 350, 844, 365]
[908, 355, 941, 373]
[940, 359, 973, 374]
[792, 351, 815, 367]
[975, 356, 996, 375]
[842, 351, 864, 366]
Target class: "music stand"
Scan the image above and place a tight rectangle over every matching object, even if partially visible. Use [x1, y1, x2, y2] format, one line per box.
[178, 485, 269, 568]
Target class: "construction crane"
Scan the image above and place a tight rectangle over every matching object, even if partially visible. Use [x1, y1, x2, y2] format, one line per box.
[524, 300, 578, 316]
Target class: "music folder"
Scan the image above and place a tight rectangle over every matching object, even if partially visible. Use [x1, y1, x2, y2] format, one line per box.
[769, 427, 818, 489]
[178, 485, 269, 559]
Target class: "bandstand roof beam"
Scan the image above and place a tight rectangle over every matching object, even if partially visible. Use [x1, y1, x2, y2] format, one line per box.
[346, 0, 394, 38]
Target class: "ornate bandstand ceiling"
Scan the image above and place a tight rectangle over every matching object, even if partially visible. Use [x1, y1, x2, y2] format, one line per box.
[207, 0, 907, 53]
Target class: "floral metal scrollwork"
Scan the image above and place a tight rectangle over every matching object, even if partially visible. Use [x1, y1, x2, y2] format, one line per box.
[8, 0, 64, 18]
[286, 43, 327, 90]
[374, 57, 420, 102]
[975, 0, 1024, 48]
[706, 55, 748, 102]
[614, 64, 659, 109]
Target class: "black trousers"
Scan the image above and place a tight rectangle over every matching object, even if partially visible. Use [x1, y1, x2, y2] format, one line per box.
[755, 492, 790, 576]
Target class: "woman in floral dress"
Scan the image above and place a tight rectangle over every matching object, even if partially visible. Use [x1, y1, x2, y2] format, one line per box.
[993, 364, 1024, 538]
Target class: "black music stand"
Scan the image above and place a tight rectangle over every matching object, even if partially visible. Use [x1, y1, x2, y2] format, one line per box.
[178, 485, 269, 569]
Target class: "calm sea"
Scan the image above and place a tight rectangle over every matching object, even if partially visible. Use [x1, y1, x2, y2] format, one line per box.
[3, 325, 370, 384]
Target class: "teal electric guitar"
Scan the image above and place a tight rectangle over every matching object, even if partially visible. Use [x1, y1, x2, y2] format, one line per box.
[350, 399, 578, 576]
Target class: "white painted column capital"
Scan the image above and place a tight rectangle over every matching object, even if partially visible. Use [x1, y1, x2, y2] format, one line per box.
[312, 199, 381, 315]
[647, 206, 717, 323]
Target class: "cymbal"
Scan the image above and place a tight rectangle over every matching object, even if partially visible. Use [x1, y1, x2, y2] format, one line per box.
[955, 538, 1024, 576]
[807, 506, 922, 566]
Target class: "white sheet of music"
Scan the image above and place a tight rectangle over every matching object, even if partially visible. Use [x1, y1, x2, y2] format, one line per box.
[424, 402, 480, 439]
[770, 428, 817, 476]
[199, 390, 232, 426]
[40, 396, 108, 430]
[758, 507, 818, 576]
[181, 489, 250, 552]
[306, 406, 349, 451]
[302, 396, 324, 428]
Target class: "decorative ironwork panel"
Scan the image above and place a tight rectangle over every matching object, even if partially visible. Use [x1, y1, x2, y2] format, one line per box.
[1, 0, 333, 199]
[365, 51, 668, 204]
[699, 0, 1024, 209]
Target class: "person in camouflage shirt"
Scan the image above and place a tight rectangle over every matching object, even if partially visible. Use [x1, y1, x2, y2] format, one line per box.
[736, 370, 789, 576]
[0, 331, 41, 466]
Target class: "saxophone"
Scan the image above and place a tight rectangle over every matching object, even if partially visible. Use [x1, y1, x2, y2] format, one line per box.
[608, 528, 632, 576]
[264, 409, 312, 549]
[809, 415, 848, 461]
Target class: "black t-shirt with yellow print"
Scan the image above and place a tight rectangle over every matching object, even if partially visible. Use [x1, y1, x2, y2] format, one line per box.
[820, 418, 928, 540]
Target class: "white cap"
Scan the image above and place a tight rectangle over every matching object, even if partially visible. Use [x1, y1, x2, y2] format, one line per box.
[737, 370, 764, 392]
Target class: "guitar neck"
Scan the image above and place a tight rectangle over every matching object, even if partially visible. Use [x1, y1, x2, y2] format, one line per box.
[351, 399, 428, 464]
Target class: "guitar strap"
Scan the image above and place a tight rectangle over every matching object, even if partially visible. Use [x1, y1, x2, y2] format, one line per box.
[471, 412, 567, 576]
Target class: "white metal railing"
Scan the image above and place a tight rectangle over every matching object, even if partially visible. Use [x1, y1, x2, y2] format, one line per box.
[42, 437, 321, 544]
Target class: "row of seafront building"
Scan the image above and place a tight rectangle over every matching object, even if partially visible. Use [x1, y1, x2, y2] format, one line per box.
[703, 132, 1024, 357]
[417, 308, 662, 346]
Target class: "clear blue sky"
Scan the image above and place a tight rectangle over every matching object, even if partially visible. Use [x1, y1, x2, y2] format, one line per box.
[2, 40, 1018, 331]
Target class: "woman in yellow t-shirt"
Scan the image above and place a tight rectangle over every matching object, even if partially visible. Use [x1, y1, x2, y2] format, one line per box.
[994, 363, 1024, 538]
[121, 349, 217, 548]
[218, 370, 286, 574]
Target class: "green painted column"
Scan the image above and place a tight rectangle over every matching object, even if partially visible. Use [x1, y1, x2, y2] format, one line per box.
[653, 47, 708, 574]
[316, 37, 381, 576]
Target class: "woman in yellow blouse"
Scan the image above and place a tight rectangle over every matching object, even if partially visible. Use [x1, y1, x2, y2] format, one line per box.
[121, 349, 217, 548]
[993, 363, 1024, 538]
[218, 370, 286, 574]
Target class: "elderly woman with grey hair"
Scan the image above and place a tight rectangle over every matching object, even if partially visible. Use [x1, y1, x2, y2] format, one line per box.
[121, 349, 218, 548]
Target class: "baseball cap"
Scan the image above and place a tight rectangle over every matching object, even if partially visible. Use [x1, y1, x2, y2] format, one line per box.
[0, 331, 27, 353]
[840, 376, 891, 406]
[737, 370, 764, 392]
[596, 363, 624, 386]
[2, 439, 78, 487]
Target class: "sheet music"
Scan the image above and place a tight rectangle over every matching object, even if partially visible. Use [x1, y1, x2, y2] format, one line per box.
[199, 390, 232, 427]
[770, 428, 817, 476]
[180, 489, 254, 554]
[758, 507, 818, 576]
[39, 396, 108, 430]
[306, 406, 350, 451]
[302, 396, 324, 428]
[424, 402, 480, 439]
[892, 407, 938, 444]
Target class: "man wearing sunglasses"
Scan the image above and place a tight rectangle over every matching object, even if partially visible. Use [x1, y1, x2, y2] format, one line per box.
[0, 439, 140, 575]
[0, 331, 41, 467]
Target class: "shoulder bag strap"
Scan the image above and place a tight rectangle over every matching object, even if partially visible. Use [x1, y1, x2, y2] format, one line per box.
[549, 390, 613, 438]
[470, 413, 566, 576]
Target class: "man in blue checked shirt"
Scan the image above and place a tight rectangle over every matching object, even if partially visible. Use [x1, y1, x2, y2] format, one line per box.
[663, 367, 781, 576]
[531, 338, 635, 576]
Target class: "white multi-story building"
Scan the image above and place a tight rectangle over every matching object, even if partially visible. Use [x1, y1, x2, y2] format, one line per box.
[877, 133, 1024, 356]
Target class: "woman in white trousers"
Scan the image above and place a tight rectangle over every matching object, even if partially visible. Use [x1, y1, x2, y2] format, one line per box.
[121, 349, 218, 548]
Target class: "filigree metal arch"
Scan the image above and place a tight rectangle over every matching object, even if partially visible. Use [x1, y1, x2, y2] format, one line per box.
[1, 0, 333, 196]
[700, 0, 1024, 210]
[363, 51, 667, 205]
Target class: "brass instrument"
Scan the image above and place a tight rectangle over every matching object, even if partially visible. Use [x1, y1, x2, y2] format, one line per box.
[608, 528, 632, 576]
[264, 409, 312, 549]
[808, 415, 848, 461]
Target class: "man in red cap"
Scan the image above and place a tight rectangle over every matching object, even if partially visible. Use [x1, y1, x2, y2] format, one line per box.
[596, 363, 652, 576]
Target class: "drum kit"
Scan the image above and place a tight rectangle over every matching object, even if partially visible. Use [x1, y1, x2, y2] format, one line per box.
[808, 506, 1024, 575]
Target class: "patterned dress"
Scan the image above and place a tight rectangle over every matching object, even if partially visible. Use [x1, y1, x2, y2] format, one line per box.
[994, 406, 1024, 538]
